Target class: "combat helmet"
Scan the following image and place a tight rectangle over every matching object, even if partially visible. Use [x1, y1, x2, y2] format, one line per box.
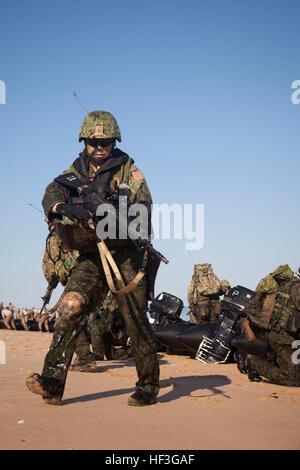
[79, 110, 121, 142]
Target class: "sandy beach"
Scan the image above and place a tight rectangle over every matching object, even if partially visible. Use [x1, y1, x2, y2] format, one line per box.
[0, 329, 300, 451]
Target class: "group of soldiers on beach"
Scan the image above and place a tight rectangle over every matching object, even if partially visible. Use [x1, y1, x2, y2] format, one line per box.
[3, 109, 296, 407]
[0, 302, 57, 332]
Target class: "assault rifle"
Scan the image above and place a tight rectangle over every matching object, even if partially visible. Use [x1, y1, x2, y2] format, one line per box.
[54, 172, 169, 265]
[39, 284, 54, 316]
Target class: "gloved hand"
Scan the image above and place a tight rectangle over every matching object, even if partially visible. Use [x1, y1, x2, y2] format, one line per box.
[235, 351, 262, 381]
[56, 204, 91, 222]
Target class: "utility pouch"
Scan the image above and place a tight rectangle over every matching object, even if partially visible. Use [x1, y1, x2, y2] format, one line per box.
[43, 230, 80, 286]
[55, 250, 80, 284]
[286, 310, 300, 337]
[55, 221, 97, 253]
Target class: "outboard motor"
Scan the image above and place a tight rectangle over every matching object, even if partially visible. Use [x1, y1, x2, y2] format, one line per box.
[196, 285, 256, 363]
[149, 292, 185, 329]
[222, 285, 255, 312]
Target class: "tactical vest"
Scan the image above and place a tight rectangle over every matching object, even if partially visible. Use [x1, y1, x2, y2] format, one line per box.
[270, 279, 300, 333]
[55, 157, 135, 252]
[188, 277, 220, 306]
[69, 157, 133, 193]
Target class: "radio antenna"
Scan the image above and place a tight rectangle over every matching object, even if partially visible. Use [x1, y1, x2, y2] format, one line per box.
[73, 91, 89, 113]
[187, 250, 195, 266]
[29, 203, 44, 215]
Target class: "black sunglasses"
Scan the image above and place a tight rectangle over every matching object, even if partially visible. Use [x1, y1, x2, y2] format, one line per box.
[85, 138, 115, 148]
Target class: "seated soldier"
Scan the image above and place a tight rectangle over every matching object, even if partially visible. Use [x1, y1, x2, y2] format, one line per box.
[236, 265, 300, 386]
[32, 307, 41, 324]
[20, 308, 32, 331]
[1, 306, 16, 330]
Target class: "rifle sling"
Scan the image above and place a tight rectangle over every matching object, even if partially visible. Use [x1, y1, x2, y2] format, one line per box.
[97, 240, 145, 296]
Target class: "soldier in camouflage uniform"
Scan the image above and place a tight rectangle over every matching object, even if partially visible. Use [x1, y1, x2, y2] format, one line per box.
[187, 265, 230, 325]
[71, 293, 133, 372]
[26, 111, 160, 406]
[89, 293, 133, 360]
[239, 265, 300, 386]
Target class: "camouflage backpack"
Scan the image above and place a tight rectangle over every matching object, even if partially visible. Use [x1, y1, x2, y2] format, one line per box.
[188, 264, 221, 305]
[246, 265, 297, 331]
[255, 273, 280, 296]
[269, 265, 299, 333]
[42, 231, 80, 287]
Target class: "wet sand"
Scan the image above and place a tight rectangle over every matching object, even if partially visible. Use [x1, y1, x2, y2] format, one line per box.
[0, 329, 300, 450]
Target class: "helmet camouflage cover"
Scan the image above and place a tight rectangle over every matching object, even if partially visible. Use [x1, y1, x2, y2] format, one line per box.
[79, 110, 121, 142]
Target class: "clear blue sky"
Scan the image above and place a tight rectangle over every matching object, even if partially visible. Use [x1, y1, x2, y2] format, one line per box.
[0, 0, 299, 308]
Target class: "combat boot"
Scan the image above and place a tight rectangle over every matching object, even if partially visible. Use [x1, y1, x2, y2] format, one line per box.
[94, 354, 105, 361]
[70, 360, 98, 372]
[25, 372, 63, 405]
[111, 347, 133, 360]
[128, 390, 157, 406]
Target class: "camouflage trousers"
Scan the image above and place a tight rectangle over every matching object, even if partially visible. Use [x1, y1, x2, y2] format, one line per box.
[75, 313, 131, 361]
[74, 324, 95, 362]
[192, 299, 222, 325]
[248, 329, 300, 386]
[41, 246, 160, 397]
[89, 312, 115, 360]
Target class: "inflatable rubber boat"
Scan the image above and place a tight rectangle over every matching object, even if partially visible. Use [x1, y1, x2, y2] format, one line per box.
[150, 286, 256, 363]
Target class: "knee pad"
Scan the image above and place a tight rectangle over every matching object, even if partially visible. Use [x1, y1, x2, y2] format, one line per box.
[57, 291, 85, 329]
